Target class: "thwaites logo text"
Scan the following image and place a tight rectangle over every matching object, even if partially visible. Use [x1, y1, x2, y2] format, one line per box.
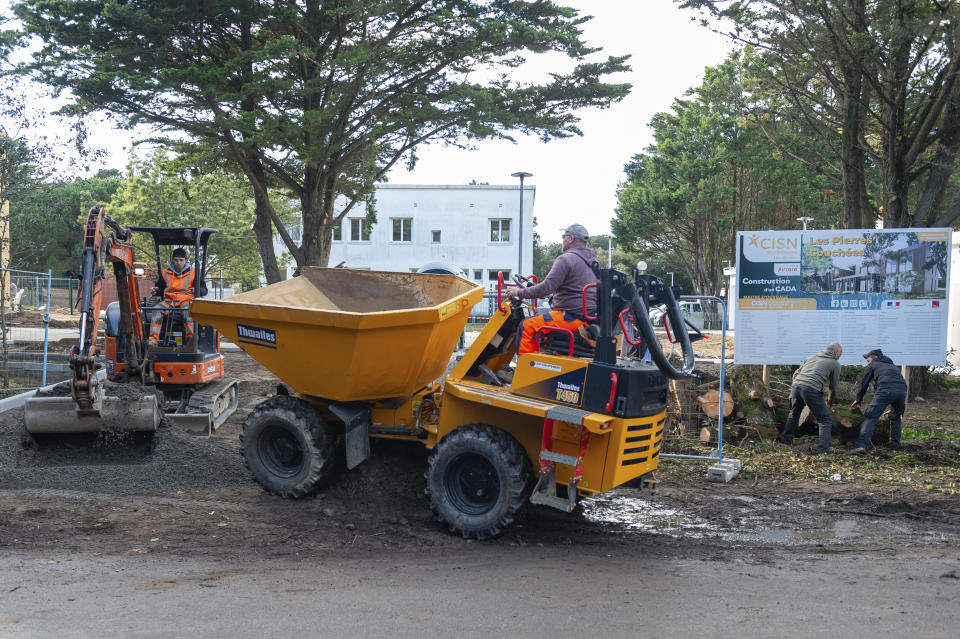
[555, 380, 581, 405]
[237, 324, 277, 347]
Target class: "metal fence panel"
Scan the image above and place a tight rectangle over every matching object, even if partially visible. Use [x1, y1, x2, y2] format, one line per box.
[2, 269, 72, 393]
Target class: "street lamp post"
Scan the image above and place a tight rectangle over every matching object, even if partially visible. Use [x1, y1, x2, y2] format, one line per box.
[511, 171, 532, 277]
[667, 271, 674, 287]
[796, 216, 814, 231]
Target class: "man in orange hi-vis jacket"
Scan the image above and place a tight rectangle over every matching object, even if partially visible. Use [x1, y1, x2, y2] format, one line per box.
[149, 247, 207, 346]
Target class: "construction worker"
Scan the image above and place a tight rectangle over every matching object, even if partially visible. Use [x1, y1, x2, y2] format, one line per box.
[149, 247, 206, 346]
[508, 223, 598, 356]
[778, 341, 843, 454]
[848, 348, 907, 454]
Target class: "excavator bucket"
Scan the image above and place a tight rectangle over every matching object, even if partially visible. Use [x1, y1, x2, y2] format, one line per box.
[24, 392, 162, 435]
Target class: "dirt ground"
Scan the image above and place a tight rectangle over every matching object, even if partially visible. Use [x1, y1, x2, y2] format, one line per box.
[0, 350, 957, 635]
[657, 330, 734, 360]
[4, 308, 80, 329]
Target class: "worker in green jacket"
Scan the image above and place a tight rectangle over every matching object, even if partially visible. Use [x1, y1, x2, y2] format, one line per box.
[778, 342, 843, 454]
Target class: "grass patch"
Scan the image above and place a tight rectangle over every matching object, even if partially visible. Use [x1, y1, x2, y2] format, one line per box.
[903, 427, 959, 442]
[659, 436, 960, 496]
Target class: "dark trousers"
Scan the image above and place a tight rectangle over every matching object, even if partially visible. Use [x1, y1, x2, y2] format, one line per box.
[854, 390, 906, 448]
[780, 384, 833, 453]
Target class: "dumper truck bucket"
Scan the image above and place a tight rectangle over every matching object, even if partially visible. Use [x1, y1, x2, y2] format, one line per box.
[189, 268, 484, 402]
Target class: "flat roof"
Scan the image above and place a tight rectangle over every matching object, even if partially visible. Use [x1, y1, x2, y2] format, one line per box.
[373, 184, 535, 190]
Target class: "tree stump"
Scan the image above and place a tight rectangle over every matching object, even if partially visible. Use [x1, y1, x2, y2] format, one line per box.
[697, 389, 734, 418]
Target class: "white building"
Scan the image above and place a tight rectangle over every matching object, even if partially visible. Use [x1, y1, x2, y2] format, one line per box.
[276, 184, 535, 288]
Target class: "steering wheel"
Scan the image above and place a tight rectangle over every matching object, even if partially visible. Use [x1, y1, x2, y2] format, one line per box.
[513, 274, 537, 288]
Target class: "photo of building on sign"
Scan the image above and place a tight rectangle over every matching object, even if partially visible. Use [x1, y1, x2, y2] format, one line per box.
[801, 231, 948, 298]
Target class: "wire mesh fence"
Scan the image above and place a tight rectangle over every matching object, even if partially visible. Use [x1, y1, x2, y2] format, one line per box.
[1, 269, 74, 394]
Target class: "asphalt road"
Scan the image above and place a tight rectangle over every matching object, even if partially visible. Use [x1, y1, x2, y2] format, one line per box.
[1, 545, 957, 638]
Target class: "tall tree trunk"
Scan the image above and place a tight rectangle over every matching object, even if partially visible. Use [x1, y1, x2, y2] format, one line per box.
[915, 85, 960, 227]
[253, 201, 283, 283]
[906, 366, 927, 401]
[247, 160, 283, 283]
[841, 69, 869, 229]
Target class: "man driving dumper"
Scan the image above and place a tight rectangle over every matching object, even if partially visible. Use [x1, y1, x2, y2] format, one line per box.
[509, 223, 598, 354]
[149, 247, 207, 346]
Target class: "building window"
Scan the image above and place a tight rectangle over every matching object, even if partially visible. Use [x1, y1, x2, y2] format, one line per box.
[332, 222, 342, 241]
[473, 270, 483, 280]
[392, 218, 412, 242]
[432, 230, 441, 244]
[489, 269, 511, 281]
[350, 218, 370, 241]
[490, 219, 510, 243]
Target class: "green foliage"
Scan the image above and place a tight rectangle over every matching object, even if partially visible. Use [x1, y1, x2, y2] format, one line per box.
[840, 366, 863, 383]
[613, 50, 840, 296]
[9, 170, 121, 275]
[533, 240, 563, 281]
[903, 428, 960, 442]
[681, 0, 960, 229]
[107, 151, 264, 290]
[9, 1, 632, 279]
[928, 371, 960, 390]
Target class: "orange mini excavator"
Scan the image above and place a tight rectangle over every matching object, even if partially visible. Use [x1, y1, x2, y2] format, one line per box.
[24, 206, 238, 437]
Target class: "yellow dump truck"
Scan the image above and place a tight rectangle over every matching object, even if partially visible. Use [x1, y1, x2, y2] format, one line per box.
[190, 266, 697, 539]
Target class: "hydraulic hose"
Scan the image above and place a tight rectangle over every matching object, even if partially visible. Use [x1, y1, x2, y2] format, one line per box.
[615, 281, 696, 379]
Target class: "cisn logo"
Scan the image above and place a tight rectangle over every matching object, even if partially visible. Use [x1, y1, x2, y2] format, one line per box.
[748, 235, 798, 250]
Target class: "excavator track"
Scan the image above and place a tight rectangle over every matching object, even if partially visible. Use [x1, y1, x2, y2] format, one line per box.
[165, 378, 240, 437]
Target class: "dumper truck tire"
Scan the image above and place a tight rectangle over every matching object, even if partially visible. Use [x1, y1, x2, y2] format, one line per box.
[241, 396, 343, 498]
[426, 424, 532, 540]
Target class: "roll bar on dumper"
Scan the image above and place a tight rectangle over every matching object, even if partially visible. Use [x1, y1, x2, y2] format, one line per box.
[189, 264, 706, 539]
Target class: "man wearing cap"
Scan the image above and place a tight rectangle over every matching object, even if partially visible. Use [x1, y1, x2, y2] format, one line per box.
[848, 349, 907, 454]
[508, 223, 598, 356]
[148, 247, 207, 346]
[778, 342, 843, 454]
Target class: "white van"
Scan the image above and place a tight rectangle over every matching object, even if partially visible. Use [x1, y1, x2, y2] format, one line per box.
[677, 301, 705, 330]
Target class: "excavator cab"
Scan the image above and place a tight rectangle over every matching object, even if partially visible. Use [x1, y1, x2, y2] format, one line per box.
[128, 226, 218, 353]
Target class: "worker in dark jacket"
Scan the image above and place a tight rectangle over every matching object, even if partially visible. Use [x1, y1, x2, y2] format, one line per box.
[149, 247, 207, 346]
[848, 348, 907, 454]
[779, 342, 843, 454]
[508, 223, 598, 355]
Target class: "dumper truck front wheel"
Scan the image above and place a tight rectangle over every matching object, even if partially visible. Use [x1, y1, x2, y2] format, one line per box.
[426, 424, 532, 539]
[241, 396, 342, 498]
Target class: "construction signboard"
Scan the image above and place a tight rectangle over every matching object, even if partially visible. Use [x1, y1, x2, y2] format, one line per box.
[734, 228, 951, 365]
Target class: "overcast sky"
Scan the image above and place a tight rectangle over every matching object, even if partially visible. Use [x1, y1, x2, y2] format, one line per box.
[3, 0, 734, 239]
[391, 1, 735, 239]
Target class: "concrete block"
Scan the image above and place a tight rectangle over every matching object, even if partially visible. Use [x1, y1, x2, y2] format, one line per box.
[707, 459, 742, 483]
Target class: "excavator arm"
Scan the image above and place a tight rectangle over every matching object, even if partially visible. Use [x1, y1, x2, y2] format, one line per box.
[24, 207, 160, 434]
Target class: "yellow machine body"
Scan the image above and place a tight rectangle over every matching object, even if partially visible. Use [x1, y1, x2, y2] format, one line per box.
[195, 268, 670, 529]
[437, 308, 664, 495]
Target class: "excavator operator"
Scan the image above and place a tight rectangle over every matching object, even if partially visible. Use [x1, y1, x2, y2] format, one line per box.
[149, 247, 207, 346]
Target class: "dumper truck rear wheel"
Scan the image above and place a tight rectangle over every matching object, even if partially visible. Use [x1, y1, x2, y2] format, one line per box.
[426, 424, 532, 540]
[241, 396, 343, 498]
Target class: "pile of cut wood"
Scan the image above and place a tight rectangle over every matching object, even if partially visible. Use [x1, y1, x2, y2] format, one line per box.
[666, 365, 891, 446]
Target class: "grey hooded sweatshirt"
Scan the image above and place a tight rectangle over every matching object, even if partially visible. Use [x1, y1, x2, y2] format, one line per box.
[792, 349, 841, 398]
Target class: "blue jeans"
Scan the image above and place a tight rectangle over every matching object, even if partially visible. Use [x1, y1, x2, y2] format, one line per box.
[854, 390, 906, 448]
[780, 385, 832, 453]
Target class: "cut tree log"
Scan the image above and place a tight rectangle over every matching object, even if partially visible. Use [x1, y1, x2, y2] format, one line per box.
[697, 389, 734, 418]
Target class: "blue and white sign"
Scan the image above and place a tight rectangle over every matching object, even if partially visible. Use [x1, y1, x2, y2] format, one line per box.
[735, 228, 951, 365]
